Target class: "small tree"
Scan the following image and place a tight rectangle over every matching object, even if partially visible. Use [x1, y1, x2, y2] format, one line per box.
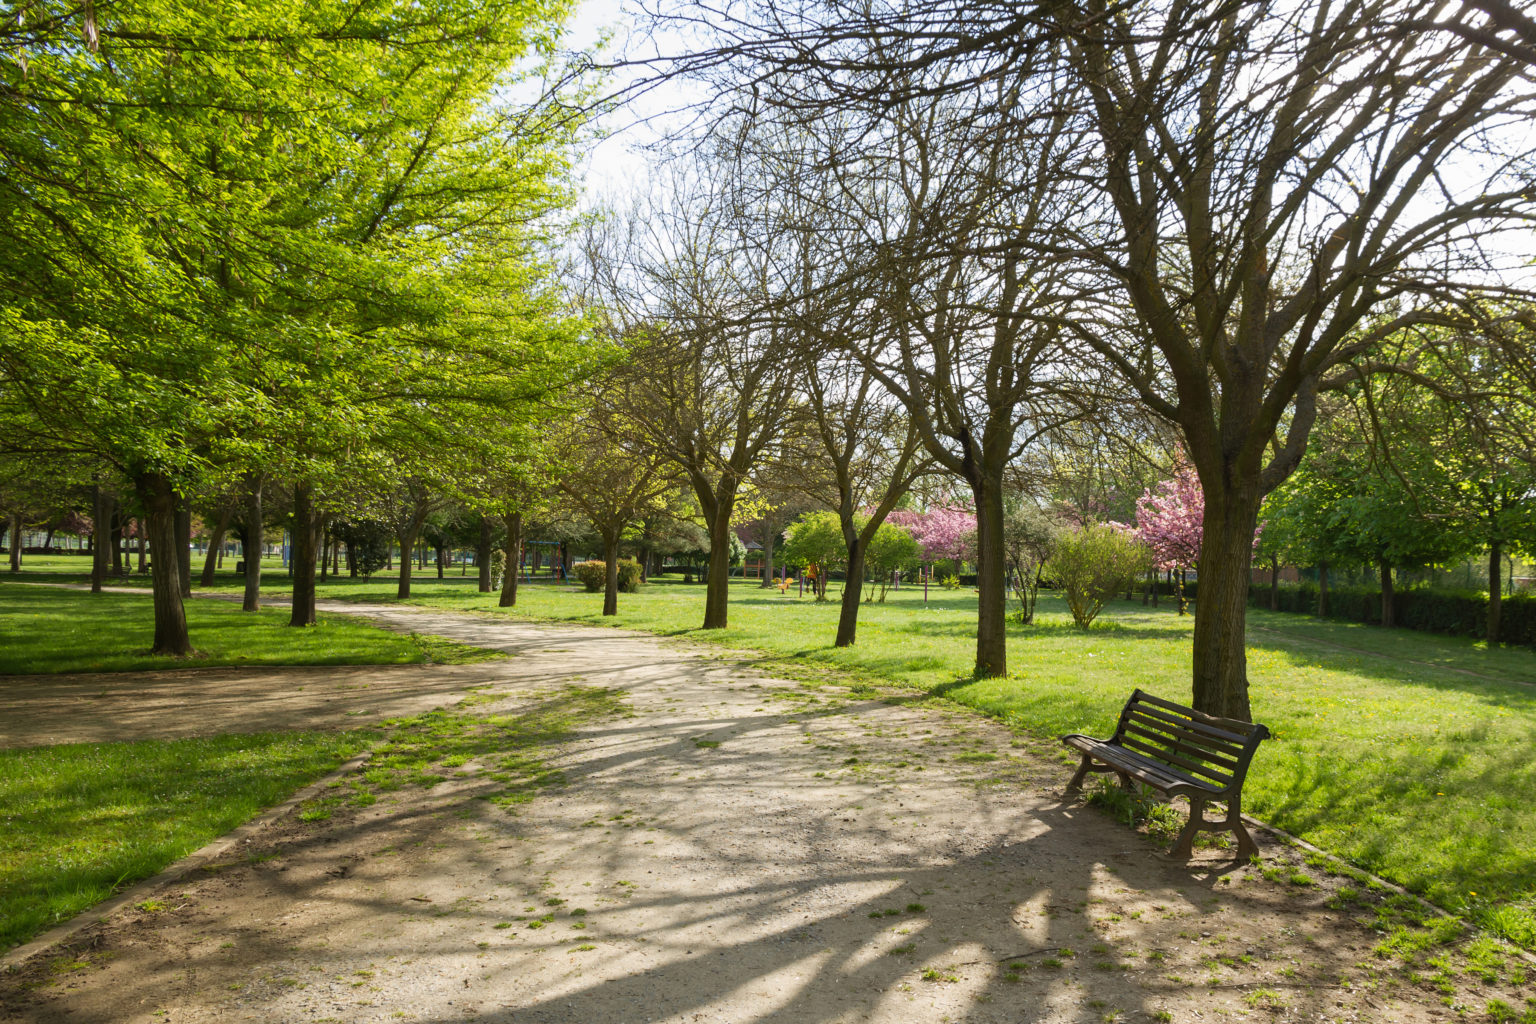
[1134, 462, 1205, 616]
[862, 521, 920, 603]
[1003, 503, 1062, 625]
[1051, 525, 1149, 631]
[781, 511, 846, 601]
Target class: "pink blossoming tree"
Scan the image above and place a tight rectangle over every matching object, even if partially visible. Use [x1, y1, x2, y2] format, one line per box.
[1135, 459, 1259, 615]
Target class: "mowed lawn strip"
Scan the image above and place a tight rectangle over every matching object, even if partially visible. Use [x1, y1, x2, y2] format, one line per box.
[0, 731, 374, 951]
[368, 575, 1536, 948]
[0, 581, 498, 674]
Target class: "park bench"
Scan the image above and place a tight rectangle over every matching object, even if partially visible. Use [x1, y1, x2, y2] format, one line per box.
[1061, 689, 1271, 859]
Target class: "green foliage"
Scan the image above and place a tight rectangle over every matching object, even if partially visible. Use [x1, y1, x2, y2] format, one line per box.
[781, 512, 845, 572]
[332, 520, 392, 578]
[1050, 525, 1150, 630]
[573, 560, 606, 592]
[862, 521, 920, 602]
[1253, 583, 1536, 646]
[617, 558, 644, 593]
[1004, 502, 1062, 624]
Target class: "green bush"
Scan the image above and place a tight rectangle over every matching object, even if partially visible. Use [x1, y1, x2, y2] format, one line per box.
[1050, 525, 1151, 630]
[572, 559, 644, 594]
[1251, 582, 1536, 647]
[573, 560, 605, 592]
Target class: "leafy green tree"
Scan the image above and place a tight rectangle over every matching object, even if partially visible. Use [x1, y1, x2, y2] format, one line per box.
[781, 512, 846, 601]
[1050, 525, 1150, 631]
[861, 522, 920, 603]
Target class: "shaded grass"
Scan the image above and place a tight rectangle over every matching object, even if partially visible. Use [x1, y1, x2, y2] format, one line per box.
[336, 573, 1536, 950]
[0, 731, 373, 950]
[0, 581, 499, 674]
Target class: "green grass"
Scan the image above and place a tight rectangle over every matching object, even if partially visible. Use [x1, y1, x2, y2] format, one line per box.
[0, 731, 372, 950]
[0, 581, 498, 674]
[299, 571, 1536, 950]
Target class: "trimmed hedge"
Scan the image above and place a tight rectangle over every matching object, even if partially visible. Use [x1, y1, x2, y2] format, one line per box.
[1250, 581, 1536, 647]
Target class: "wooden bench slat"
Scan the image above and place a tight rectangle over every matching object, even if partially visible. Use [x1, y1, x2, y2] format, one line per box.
[1120, 716, 1244, 769]
[1131, 689, 1260, 742]
[1118, 732, 1236, 786]
[1122, 706, 1247, 758]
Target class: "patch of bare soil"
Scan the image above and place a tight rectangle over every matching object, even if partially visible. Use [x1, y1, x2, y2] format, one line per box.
[3, 606, 1530, 1024]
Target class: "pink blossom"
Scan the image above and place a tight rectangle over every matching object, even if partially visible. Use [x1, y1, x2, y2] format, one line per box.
[887, 506, 977, 563]
[1134, 458, 1260, 570]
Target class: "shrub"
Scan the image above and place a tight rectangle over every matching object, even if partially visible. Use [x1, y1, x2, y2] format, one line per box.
[490, 549, 507, 589]
[617, 559, 643, 593]
[1252, 582, 1536, 647]
[1051, 524, 1151, 630]
[572, 560, 606, 592]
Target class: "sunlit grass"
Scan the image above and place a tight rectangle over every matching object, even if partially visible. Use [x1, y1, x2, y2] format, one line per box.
[0, 581, 497, 674]
[0, 731, 372, 950]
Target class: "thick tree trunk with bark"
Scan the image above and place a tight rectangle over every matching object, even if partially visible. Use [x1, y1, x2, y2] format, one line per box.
[396, 528, 418, 599]
[835, 539, 867, 647]
[435, 543, 445, 579]
[1189, 486, 1263, 722]
[700, 486, 738, 629]
[200, 510, 231, 588]
[1269, 555, 1280, 610]
[499, 511, 522, 608]
[1488, 539, 1503, 644]
[135, 472, 191, 656]
[968, 476, 1008, 678]
[111, 508, 124, 575]
[477, 516, 493, 593]
[91, 485, 110, 593]
[289, 483, 320, 627]
[602, 531, 620, 616]
[1379, 559, 1395, 629]
[174, 501, 192, 598]
[243, 477, 263, 612]
[7, 512, 20, 571]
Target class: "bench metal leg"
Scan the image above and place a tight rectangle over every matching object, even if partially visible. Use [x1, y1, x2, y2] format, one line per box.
[1171, 796, 1206, 859]
[1065, 753, 1093, 794]
[1227, 799, 1260, 860]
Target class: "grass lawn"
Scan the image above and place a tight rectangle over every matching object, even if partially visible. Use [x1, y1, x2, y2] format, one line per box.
[305, 571, 1536, 949]
[0, 731, 373, 951]
[0, 580, 497, 674]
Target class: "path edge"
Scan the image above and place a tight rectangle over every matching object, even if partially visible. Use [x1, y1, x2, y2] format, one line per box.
[0, 750, 373, 975]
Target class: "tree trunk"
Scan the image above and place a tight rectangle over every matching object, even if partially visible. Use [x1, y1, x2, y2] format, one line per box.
[136, 528, 146, 574]
[91, 485, 110, 593]
[602, 530, 620, 616]
[435, 543, 445, 579]
[243, 476, 263, 612]
[135, 472, 191, 656]
[320, 530, 330, 582]
[1189, 487, 1262, 721]
[477, 516, 493, 593]
[1380, 559, 1395, 629]
[701, 494, 737, 630]
[1269, 555, 1280, 611]
[1488, 539, 1503, 644]
[6, 512, 19, 571]
[968, 476, 1008, 678]
[499, 511, 522, 608]
[396, 527, 418, 599]
[289, 483, 320, 627]
[835, 539, 867, 647]
[759, 523, 777, 589]
[111, 508, 124, 576]
[174, 500, 192, 598]
[200, 510, 232, 587]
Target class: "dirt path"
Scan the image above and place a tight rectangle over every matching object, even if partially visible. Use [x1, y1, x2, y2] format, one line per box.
[2, 605, 1523, 1023]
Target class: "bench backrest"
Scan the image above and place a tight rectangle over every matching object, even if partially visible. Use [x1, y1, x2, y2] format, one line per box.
[1110, 689, 1270, 795]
